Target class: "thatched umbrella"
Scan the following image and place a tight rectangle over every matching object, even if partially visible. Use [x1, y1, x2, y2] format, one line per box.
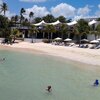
[64, 38, 72, 42]
[97, 38, 100, 41]
[81, 39, 89, 43]
[90, 40, 99, 44]
[54, 37, 62, 41]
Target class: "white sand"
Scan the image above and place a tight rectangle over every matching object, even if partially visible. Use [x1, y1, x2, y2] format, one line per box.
[0, 42, 100, 66]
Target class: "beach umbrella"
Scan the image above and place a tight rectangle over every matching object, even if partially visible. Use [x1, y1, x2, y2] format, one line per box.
[97, 38, 100, 41]
[64, 38, 72, 42]
[90, 40, 99, 44]
[54, 37, 62, 41]
[81, 39, 89, 43]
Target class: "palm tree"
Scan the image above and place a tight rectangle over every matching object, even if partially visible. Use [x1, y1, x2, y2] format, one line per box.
[97, 18, 100, 21]
[10, 29, 21, 43]
[95, 24, 100, 39]
[11, 15, 19, 27]
[58, 24, 68, 39]
[45, 25, 56, 41]
[89, 24, 97, 40]
[0, 2, 8, 16]
[56, 16, 67, 23]
[15, 15, 19, 26]
[11, 16, 15, 21]
[29, 11, 34, 23]
[43, 14, 55, 23]
[20, 8, 25, 25]
[29, 25, 38, 43]
[22, 18, 30, 27]
[74, 19, 90, 46]
[0, 15, 9, 38]
[34, 17, 42, 23]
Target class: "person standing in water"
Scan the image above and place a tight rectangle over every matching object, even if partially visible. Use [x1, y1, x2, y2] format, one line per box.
[94, 79, 99, 86]
[46, 86, 52, 92]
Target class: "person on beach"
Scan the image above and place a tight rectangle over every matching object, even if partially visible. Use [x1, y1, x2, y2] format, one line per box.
[46, 86, 52, 92]
[94, 79, 99, 86]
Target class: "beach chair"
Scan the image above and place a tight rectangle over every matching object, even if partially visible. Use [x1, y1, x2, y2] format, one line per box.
[84, 44, 89, 48]
[80, 44, 84, 48]
[90, 45, 96, 49]
[95, 45, 100, 49]
[69, 43, 75, 47]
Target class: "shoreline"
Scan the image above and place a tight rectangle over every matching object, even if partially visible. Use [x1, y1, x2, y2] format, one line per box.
[0, 42, 100, 67]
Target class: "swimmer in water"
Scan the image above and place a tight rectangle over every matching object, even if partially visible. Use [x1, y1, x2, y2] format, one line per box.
[3, 58, 5, 60]
[46, 86, 52, 92]
[0, 58, 5, 61]
[94, 79, 99, 86]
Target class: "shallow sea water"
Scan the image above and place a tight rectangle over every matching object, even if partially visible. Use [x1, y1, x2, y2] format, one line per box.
[0, 49, 100, 100]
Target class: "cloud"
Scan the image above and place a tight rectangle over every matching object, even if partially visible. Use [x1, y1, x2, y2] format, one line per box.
[73, 5, 91, 20]
[95, 11, 100, 18]
[0, 0, 2, 4]
[94, 4, 100, 18]
[19, 0, 46, 3]
[73, 15, 95, 21]
[77, 5, 91, 16]
[23, 3, 93, 20]
[0, 0, 2, 10]
[73, 15, 83, 20]
[51, 3, 76, 18]
[0, 0, 15, 18]
[6, 11, 16, 18]
[98, 4, 100, 9]
[24, 5, 50, 18]
[24, 3, 76, 19]
[0, 2, 97, 20]
[0, 11, 15, 18]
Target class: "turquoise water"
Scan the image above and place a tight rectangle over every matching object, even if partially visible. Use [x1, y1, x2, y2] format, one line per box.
[0, 50, 100, 100]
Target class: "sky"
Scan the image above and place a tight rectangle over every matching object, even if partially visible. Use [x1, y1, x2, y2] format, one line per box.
[1, 0, 100, 20]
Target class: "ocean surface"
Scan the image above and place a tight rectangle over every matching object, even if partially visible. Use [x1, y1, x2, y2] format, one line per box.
[0, 49, 100, 100]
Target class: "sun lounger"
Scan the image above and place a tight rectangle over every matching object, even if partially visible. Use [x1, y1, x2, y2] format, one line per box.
[95, 45, 100, 49]
[69, 43, 75, 47]
[79, 44, 84, 48]
[84, 44, 89, 48]
[90, 45, 96, 49]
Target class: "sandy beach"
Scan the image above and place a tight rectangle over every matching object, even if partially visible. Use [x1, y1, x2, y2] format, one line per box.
[0, 41, 100, 66]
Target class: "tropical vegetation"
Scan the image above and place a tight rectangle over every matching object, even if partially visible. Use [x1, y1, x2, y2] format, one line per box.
[0, 2, 100, 44]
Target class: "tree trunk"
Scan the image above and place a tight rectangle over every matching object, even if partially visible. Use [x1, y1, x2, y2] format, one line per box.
[68, 33, 70, 38]
[35, 32, 37, 42]
[20, 15, 22, 26]
[48, 33, 49, 39]
[22, 32, 25, 41]
[95, 34, 97, 40]
[43, 32, 45, 39]
[4, 11, 5, 16]
[15, 21, 17, 27]
[79, 35, 81, 47]
[13, 36, 16, 43]
[31, 33, 33, 43]
[51, 32, 53, 42]
[61, 33, 63, 39]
